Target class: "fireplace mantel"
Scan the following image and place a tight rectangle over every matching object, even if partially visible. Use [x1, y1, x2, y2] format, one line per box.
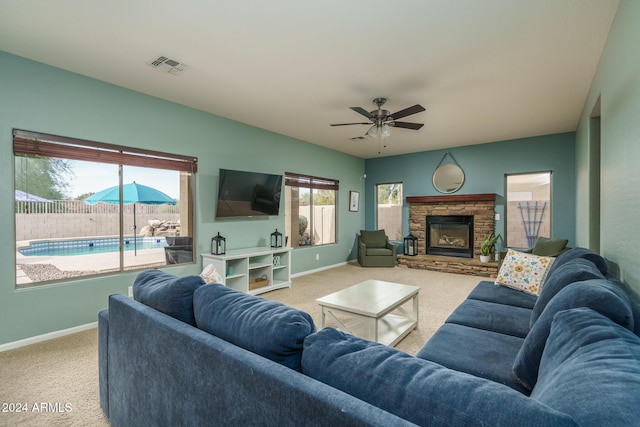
[406, 193, 496, 204]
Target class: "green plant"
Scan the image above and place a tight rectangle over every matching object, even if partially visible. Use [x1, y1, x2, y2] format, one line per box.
[298, 215, 308, 234]
[480, 233, 501, 256]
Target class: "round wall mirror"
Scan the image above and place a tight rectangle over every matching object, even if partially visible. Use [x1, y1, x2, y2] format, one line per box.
[432, 163, 465, 194]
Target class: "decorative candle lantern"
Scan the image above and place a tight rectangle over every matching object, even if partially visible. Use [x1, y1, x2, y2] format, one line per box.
[404, 233, 418, 256]
[270, 229, 283, 248]
[211, 232, 226, 255]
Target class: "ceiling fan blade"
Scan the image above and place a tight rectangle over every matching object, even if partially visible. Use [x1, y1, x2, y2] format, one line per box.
[391, 104, 425, 120]
[392, 121, 424, 130]
[350, 106, 375, 119]
[330, 122, 371, 127]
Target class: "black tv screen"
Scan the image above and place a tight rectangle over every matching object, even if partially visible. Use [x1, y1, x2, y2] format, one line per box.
[216, 168, 283, 218]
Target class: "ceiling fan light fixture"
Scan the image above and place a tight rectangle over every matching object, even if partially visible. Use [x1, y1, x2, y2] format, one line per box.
[366, 124, 391, 139]
[366, 125, 378, 139]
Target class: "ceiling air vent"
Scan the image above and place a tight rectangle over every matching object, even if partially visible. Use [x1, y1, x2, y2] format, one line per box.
[148, 55, 187, 75]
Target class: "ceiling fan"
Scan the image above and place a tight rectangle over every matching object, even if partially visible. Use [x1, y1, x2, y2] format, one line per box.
[330, 98, 425, 140]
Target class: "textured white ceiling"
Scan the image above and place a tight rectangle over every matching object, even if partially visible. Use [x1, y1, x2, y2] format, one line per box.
[0, 0, 619, 158]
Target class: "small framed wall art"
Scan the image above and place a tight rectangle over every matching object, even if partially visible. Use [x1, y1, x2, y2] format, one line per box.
[349, 191, 360, 212]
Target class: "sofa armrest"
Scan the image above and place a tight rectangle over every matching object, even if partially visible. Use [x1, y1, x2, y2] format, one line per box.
[358, 236, 366, 260]
[358, 236, 365, 250]
[385, 240, 397, 256]
[98, 308, 109, 418]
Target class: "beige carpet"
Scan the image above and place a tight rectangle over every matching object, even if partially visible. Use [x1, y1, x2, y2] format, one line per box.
[0, 263, 483, 426]
[263, 263, 481, 356]
[0, 328, 109, 427]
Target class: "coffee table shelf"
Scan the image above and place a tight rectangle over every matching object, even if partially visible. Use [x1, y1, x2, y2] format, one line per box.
[316, 280, 420, 347]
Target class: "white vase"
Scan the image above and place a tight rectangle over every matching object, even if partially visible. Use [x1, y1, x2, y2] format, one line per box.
[480, 255, 491, 263]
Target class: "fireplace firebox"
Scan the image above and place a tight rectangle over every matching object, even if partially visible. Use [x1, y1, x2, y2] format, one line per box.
[426, 215, 474, 258]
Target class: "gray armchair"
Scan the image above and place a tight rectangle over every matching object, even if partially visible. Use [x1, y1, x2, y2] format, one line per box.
[357, 230, 396, 267]
[164, 236, 193, 264]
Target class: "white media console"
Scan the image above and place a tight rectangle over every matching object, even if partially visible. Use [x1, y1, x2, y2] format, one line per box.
[201, 246, 292, 295]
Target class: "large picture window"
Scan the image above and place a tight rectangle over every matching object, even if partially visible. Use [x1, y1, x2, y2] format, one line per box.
[14, 130, 197, 288]
[284, 172, 337, 248]
[376, 182, 403, 241]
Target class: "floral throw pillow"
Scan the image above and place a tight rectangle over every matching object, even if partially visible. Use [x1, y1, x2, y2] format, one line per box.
[495, 249, 555, 295]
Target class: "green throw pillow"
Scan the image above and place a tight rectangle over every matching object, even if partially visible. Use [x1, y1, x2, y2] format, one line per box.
[532, 237, 568, 257]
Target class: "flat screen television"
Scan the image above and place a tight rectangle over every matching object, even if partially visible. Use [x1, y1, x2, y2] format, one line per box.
[216, 168, 283, 218]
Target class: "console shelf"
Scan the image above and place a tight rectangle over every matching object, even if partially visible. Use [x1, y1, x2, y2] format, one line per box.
[202, 247, 292, 295]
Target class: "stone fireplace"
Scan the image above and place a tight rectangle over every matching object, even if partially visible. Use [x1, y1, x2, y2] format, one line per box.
[398, 193, 498, 277]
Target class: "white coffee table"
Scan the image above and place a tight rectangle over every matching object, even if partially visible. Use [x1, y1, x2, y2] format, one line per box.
[316, 279, 420, 346]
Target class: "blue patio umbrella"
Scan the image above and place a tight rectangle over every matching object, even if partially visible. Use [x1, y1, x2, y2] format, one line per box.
[84, 182, 176, 255]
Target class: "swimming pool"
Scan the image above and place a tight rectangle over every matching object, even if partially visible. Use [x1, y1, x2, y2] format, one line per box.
[19, 237, 168, 257]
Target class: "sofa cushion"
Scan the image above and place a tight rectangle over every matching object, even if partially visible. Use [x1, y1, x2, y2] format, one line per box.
[445, 299, 532, 338]
[545, 247, 608, 278]
[530, 258, 605, 328]
[359, 229, 387, 247]
[530, 236, 569, 257]
[193, 284, 315, 371]
[495, 249, 555, 295]
[513, 279, 634, 391]
[417, 323, 528, 394]
[303, 328, 577, 427]
[132, 269, 205, 326]
[530, 308, 640, 427]
[467, 280, 538, 309]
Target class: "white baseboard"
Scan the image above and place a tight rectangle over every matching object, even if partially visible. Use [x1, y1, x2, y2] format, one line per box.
[291, 260, 353, 278]
[0, 322, 98, 353]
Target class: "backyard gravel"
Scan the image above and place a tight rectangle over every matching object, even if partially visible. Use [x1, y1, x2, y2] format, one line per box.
[19, 264, 99, 282]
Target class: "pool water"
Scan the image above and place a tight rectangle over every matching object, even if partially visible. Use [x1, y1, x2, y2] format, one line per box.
[19, 237, 168, 257]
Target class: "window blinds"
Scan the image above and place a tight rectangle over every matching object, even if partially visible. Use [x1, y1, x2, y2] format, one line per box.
[13, 129, 197, 173]
[284, 172, 339, 190]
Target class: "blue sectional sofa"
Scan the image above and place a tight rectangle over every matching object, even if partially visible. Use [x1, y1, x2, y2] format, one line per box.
[99, 248, 640, 426]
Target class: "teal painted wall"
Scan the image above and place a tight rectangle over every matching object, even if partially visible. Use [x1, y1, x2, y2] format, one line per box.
[575, 0, 640, 293]
[0, 52, 365, 345]
[364, 133, 576, 253]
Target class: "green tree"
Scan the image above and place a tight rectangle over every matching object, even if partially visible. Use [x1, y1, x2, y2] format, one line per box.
[299, 191, 310, 206]
[75, 192, 95, 201]
[298, 189, 335, 206]
[313, 190, 335, 205]
[377, 183, 401, 204]
[15, 155, 74, 200]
